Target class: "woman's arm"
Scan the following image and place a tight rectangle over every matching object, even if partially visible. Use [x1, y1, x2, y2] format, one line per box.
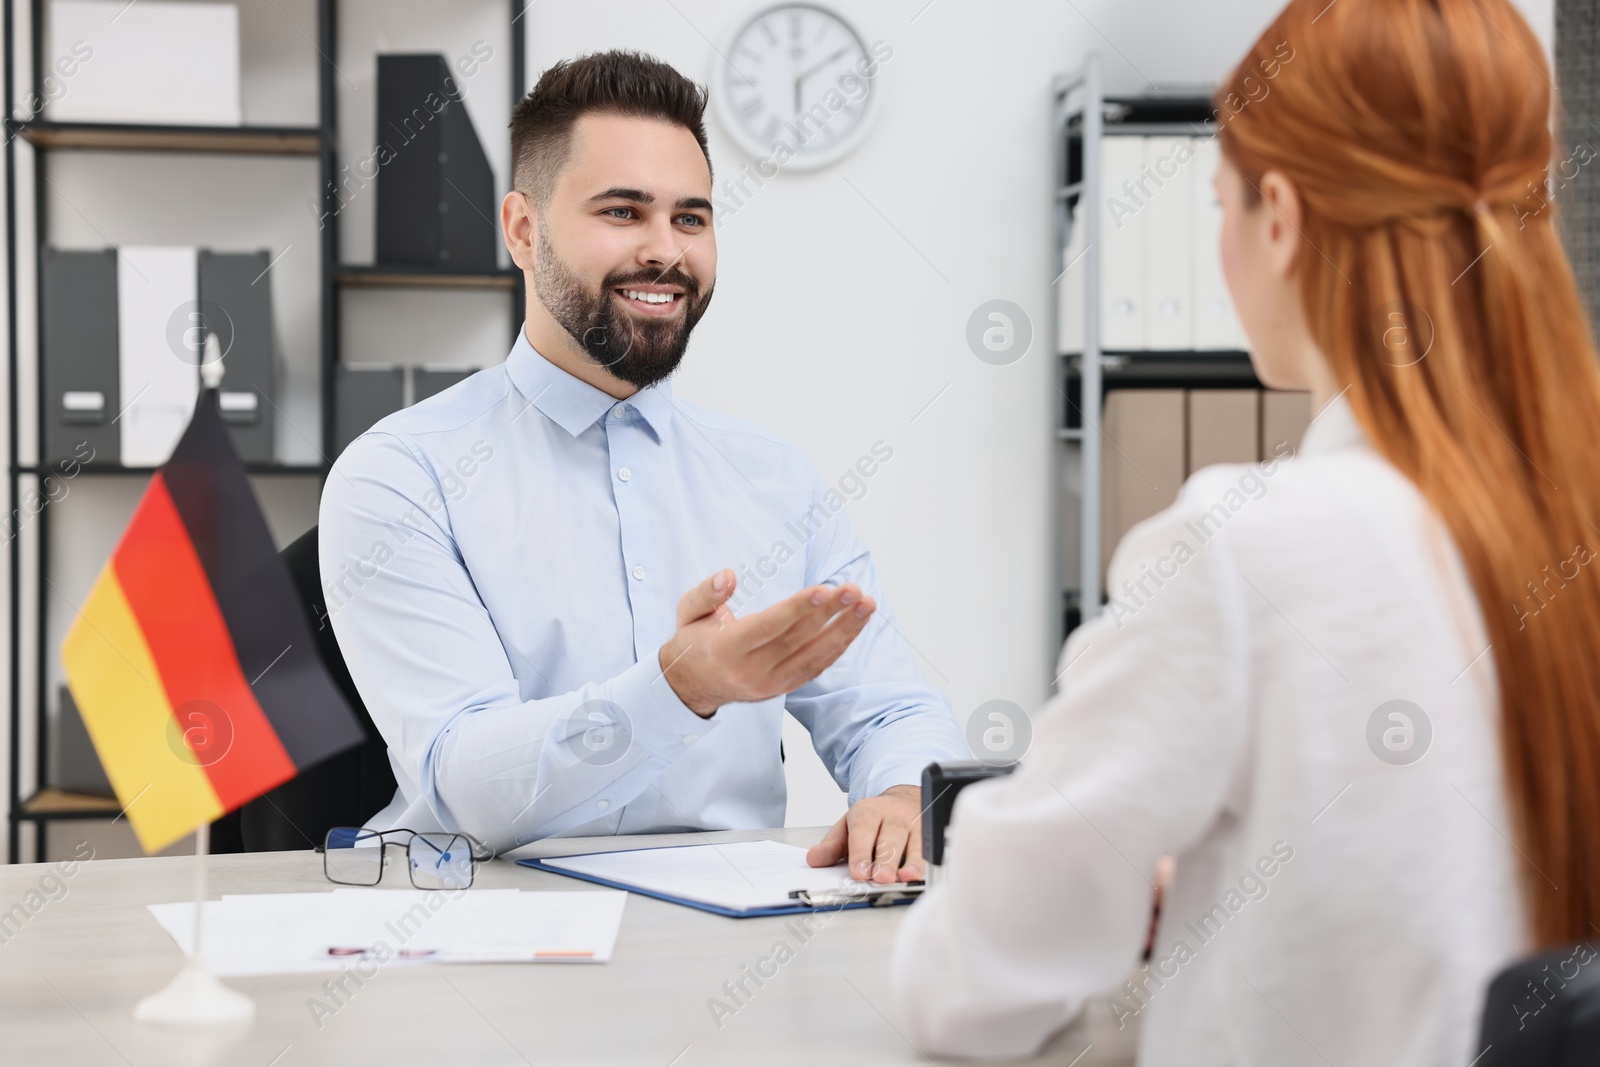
[890, 491, 1253, 1058]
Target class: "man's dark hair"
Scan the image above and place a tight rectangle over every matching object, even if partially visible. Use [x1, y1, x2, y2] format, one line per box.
[510, 50, 711, 207]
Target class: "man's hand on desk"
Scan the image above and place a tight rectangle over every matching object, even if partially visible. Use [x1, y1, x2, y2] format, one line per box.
[806, 784, 924, 884]
[657, 568, 877, 718]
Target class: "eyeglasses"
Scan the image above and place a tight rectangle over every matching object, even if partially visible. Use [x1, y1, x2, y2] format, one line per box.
[318, 827, 493, 890]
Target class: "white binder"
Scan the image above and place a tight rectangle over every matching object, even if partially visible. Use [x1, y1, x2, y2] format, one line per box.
[1101, 136, 1146, 351]
[118, 246, 199, 467]
[1142, 136, 1195, 350]
[1191, 136, 1249, 351]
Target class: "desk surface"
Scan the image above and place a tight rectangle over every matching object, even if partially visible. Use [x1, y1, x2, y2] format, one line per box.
[0, 826, 1137, 1066]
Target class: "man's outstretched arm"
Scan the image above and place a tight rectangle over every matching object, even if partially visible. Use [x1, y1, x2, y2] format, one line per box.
[784, 457, 971, 883]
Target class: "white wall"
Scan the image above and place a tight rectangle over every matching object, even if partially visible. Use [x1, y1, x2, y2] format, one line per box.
[0, 0, 1557, 854]
[522, 0, 1551, 827]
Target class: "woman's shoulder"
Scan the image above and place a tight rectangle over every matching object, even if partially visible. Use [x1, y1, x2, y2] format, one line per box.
[1173, 440, 1424, 539]
[1105, 442, 1434, 599]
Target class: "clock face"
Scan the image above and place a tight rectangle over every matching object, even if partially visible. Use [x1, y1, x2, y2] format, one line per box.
[712, 3, 883, 171]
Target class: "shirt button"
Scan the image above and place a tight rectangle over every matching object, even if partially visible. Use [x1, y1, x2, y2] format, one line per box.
[682, 734, 697, 744]
[632, 565, 646, 581]
[611, 404, 626, 419]
[618, 467, 632, 482]
[596, 799, 610, 810]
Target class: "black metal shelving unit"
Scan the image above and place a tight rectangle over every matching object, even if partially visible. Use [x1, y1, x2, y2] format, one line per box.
[4, 0, 530, 863]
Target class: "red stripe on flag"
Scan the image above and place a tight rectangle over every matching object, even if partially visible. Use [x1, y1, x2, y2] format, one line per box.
[111, 473, 298, 810]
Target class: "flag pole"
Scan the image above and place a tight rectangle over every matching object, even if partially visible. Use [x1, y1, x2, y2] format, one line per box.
[132, 822, 255, 1025]
[133, 338, 254, 1027]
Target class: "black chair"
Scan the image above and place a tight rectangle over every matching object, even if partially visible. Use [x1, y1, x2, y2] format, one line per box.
[1474, 941, 1600, 1065]
[210, 525, 397, 854]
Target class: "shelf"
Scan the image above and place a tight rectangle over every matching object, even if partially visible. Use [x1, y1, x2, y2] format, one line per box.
[19, 788, 121, 819]
[1062, 96, 1217, 131]
[6, 0, 532, 864]
[1063, 350, 1259, 388]
[15, 462, 327, 477]
[1102, 123, 1215, 138]
[9, 120, 323, 155]
[1103, 96, 1217, 124]
[1057, 428, 1085, 441]
[336, 265, 520, 290]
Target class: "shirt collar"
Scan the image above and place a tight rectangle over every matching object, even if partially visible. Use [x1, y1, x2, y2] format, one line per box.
[504, 324, 675, 440]
[1298, 391, 1367, 457]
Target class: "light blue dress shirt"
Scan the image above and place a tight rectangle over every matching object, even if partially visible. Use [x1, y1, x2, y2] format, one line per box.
[319, 327, 968, 853]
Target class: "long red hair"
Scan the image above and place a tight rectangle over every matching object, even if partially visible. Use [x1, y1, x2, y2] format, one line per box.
[1220, 0, 1600, 945]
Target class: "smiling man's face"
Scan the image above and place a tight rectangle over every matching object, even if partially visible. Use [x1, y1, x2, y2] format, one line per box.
[530, 111, 717, 389]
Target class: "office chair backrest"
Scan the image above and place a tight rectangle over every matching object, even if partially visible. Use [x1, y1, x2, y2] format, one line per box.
[219, 525, 397, 852]
[1475, 941, 1600, 1065]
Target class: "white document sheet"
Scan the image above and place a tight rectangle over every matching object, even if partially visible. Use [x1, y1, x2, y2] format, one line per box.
[148, 888, 626, 976]
[537, 840, 882, 913]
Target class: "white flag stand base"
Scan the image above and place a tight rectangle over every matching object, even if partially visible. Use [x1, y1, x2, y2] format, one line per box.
[133, 962, 255, 1026]
[133, 822, 254, 1027]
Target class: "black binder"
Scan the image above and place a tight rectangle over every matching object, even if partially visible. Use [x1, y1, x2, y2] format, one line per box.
[335, 364, 405, 456]
[42, 247, 120, 464]
[198, 249, 276, 462]
[52, 685, 113, 798]
[375, 54, 497, 272]
[414, 366, 474, 404]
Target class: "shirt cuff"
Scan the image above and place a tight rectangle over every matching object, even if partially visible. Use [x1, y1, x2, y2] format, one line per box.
[600, 653, 720, 763]
[848, 714, 971, 805]
[857, 758, 937, 804]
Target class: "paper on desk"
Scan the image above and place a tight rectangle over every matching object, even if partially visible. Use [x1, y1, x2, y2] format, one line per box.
[147, 888, 626, 976]
[537, 839, 883, 913]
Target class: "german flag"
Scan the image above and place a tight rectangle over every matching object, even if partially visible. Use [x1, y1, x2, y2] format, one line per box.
[62, 388, 363, 853]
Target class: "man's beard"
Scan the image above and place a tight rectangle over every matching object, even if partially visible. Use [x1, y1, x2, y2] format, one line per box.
[532, 221, 713, 389]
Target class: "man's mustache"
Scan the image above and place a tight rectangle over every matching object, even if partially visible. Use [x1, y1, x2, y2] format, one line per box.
[603, 267, 700, 296]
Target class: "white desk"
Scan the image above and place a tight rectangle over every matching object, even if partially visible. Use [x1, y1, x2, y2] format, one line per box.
[0, 826, 1137, 1065]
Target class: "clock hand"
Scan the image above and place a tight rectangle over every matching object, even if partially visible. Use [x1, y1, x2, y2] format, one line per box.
[796, 46, 851, 84]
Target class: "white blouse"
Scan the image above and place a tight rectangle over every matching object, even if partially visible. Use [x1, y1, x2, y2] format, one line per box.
[892, 397, 1531, 1065]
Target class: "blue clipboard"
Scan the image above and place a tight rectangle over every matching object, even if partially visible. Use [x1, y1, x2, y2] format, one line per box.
[516, 845, 924, 918]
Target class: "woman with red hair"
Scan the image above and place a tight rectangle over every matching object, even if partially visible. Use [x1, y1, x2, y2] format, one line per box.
[893, 0, 1600, 1061]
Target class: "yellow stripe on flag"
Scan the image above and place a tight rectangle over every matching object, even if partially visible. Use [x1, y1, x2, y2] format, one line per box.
[61, 564, 223, 853]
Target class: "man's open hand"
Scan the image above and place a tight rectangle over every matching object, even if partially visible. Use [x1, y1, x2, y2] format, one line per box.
[657, 568, 877, 718]
[806, 784, 924, 884]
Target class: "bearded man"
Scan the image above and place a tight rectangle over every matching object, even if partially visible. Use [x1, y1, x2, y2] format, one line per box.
[320, 50, 967, 877]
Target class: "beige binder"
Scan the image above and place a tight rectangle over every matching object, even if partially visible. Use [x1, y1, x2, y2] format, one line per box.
[1101, 389, 1187, 577]
[1188, 390, 1261, 472]
[1262, 390, 1314, 459]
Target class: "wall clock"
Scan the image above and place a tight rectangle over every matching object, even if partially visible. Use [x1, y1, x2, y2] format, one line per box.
[711, 3, 887, 171]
